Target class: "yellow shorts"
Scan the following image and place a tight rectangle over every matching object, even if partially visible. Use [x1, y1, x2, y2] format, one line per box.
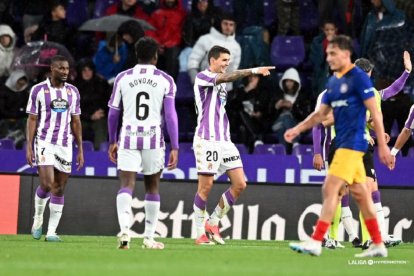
[328, 148, 366, 185]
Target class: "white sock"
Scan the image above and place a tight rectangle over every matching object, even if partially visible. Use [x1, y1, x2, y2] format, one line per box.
[341, 206, 357, 240]
[47, 203, 63, 236]
[33, 194, 50, 228]
[209, 192, 233, 226]
[374, 202, 387, 239]
[144, 200, 160, 240]
[193, 204, 206, 238]
[117, 192, 132, 235]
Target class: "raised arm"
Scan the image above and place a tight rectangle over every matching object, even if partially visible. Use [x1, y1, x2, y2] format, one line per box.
[215, 66, 275, 84]
[381, 51, 411, 100]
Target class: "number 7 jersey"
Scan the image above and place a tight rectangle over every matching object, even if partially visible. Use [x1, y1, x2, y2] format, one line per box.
[108, 64, 176, 150]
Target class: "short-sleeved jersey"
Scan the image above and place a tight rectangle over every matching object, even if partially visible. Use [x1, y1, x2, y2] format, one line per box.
[404, 104, 414, 129]
[322, 66, 375, 152]
[194, 69, 230, 142]
[108, 64, 176, 150]
[365, 88, 382, 140]
[26, 78, 81, 147]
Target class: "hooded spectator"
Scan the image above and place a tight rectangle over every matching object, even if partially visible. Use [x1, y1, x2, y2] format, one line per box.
[117, 20, 145, 70]
[0, 24, 16, 79]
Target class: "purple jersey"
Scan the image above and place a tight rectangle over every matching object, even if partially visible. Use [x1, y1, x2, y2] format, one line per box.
[194, 70, 230, 141]
[404, 104, 414, 129]
[26, 78, 81, 147]
[108, 64, 176, 150]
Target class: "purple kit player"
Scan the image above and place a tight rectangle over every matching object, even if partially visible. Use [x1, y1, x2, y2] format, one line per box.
[192, 45, 274, 245]
[107, 37, 179, 249]
[27, 55, 84, 242]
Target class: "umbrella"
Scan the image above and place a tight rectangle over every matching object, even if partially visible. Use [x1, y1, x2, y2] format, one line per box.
[78, 14, 155, 32]
[12, 41, 75, 80]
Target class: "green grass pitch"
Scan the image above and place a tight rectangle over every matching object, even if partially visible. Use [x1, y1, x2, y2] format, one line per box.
[0, 235, 412, 276]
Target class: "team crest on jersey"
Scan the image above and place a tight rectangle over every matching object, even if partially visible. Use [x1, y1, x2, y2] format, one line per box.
[218, 84, 227, 104]
[66, 88, 71, 95]
[44, 89, 50, 94]
[340, 83, 348, 93]
[50, 98, 69, 112]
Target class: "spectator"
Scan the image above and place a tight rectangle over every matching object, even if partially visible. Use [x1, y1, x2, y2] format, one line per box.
[74, 59, 111, 150]
[93, 33, 128, 82]
[31, 1, 71, 46]
[188, 12, 241, 90]
[0, 24, 16, 80]
[318, 0, 353, 35]
[309, 21, 338, 98]
[179, 0, 215, 73]
[0, 69, 30, 148]
[117, 20, 145, 70]
[233, 0, 264, 30]
[105, 0, 151, 21]
[22, 0, 51, 30]
[360, 0, 414, 155]
[227, 74, 273, 153]
[182, 0, 215, 47]
[276, 0, 300, 35]
[147, 0, 186, 79]
[269, 67, 312, 153]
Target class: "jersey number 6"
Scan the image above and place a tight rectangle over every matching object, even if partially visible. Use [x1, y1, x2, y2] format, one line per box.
[136, 91, 150, 120]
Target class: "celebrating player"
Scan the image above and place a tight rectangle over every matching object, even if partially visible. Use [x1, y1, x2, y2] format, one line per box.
[27, 55, 84, 242]
[107, 37, 179, 250]
[285, 35, 394, 257]
[191, 45, 274, 245]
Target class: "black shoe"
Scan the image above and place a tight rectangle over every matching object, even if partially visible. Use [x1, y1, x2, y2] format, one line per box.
[352, 237, 362, 248]
[362, 240, 372, 250]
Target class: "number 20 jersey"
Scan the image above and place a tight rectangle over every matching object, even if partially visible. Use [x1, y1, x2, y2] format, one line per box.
[108, 64, 176, 150]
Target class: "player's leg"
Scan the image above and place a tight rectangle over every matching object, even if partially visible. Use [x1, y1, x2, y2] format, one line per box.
[340, 191, 361, 246]
[141, 149, 165, 249]
[349, 162, 386, 257]
[45, 168, 69, 242]
[142, 173, 164, 249]
[206, 167, 247, 245]
[192, 137, 219, 245]
[116, 148, 141, 249]
[117, 170, 136, 249]
[31, 165, 53, 240]
[290, 174, 345, 256]
[326, 202, 343, 248]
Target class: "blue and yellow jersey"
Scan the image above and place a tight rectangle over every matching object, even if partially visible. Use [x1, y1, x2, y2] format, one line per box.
[365, 88, 382, 140]
[322, 65, 375, 152]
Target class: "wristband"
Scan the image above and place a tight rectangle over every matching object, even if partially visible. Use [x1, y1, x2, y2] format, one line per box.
[252, 68, 259, 74]
[391, 147, 399, 156]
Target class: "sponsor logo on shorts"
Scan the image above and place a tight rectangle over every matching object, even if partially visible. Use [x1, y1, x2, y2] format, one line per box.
[54, 154, 72, 167]
[223, 155, 240, 163]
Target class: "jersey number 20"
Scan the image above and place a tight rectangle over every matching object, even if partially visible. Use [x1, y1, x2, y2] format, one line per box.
[136, 92, 149, 120]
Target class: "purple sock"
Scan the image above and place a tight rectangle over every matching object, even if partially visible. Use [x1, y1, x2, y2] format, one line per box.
[224, 189, 235, 206]
[118, 187, 133, 196]
[341, 194, 350, 207]
[194, 193, 206, 210]
[36, 186, 50, 199]
[372, 190, 381, 203]
[145, 193, 160, 202]
[50, 195, 64, 205]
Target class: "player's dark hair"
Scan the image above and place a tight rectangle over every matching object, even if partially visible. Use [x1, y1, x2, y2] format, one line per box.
[50, 55, 68, 65]
[135, 37, 159, 64]
[207, 45, 230, 64]
[355, 58, 374, 73]
[328, 35, 353, 53]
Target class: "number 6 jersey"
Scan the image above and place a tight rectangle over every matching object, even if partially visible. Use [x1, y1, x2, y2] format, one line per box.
[108, 64, 176, 150]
